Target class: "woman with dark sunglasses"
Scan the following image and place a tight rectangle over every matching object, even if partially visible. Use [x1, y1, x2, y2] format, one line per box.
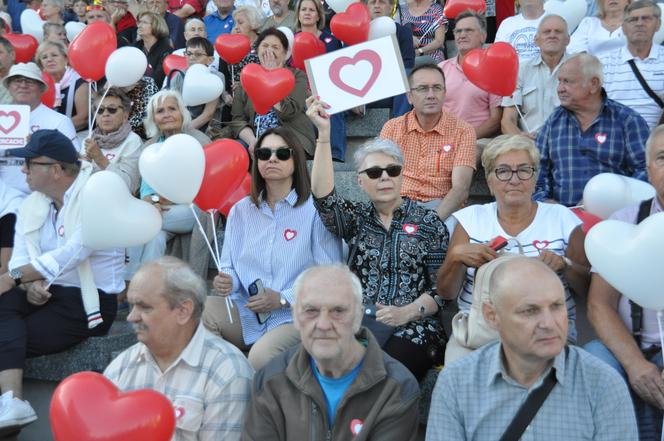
[83, 87, 142, 193]
[202, 126, 343, 370]
[307, 96, 449, 380]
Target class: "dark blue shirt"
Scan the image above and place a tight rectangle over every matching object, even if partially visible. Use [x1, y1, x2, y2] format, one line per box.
[164, 12, 186, 49]
[534, 92, 649, 206]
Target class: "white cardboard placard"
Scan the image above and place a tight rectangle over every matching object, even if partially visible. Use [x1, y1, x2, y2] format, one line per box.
[0, 105, 30, 150]
[305, 35, 409, 115]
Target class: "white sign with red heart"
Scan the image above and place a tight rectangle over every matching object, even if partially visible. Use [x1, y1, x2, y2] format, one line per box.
[0, 105, 30, 150]
[585, 212, 664, 310]
[305, 35, 408, 114]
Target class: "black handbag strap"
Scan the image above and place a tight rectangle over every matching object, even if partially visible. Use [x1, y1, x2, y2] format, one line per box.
[498, 347, 568, 441]
[629, 198, 655, 346]
[627, 59, 664, 109]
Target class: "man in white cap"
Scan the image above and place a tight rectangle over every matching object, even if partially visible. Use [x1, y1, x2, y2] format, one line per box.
[3, 62, 79, 194]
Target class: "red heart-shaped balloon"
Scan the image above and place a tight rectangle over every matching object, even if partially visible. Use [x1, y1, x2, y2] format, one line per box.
[443, 0, 486, 18]
[4, 33, 38, 63]
[240, 63, 295, 115]
[571, 207, 603, 234]
[219, 172, 252, 215]
[215, 34, 251, 65]
[68, 22, 117, 81]
[40, 71, 56, 108]
[50, 372, 175, 441]
[194, 139, 250, 211]
[330, 3, 371, 46]
[162, 54, 188, 76]
[291, 32, 326, 71]
[461, 42, 518, 97]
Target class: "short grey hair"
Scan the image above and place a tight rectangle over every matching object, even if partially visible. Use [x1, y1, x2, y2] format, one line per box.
[45, 0, 65, 11]
[565, 53, 603, 86]
[293, 264, 364, 333]
[625, 0, 660, 19]
[184, 17, 205, 33]
[144, 89, 192, 139]
[537, 14, 569, 36]
[646, 124, 664, 165]
[233, 5, 266, 31]
[481, 134, 541, 180]
[142, 256, 208, 321]
[353, 137, 405, 172]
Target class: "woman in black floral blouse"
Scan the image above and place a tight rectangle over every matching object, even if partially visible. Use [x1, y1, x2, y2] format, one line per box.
[307, 96, 449, 380]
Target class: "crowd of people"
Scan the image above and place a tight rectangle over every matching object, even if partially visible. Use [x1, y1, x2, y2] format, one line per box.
[0, 0, 662, 438]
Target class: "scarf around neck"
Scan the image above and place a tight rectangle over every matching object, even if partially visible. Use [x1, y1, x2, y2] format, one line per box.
[92, 121, 133, 150]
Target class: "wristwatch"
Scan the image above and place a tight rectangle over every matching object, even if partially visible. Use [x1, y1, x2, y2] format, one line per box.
[9, 268, 22, 287]
[151, 194, 160, 204]
[279, 295, 290, 309]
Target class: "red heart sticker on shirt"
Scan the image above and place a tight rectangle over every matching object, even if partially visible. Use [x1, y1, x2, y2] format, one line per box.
[284, 229, 297, 241]
[595, 133, 607, 144]
[58, 225, 65, 237]
[350, 418, 364, 436]
[403, 224, 418, 235]
[105, 153, 116, 160]
[174, 406, 185, 419]
[442, 144, 453, 153]
[533, 240, 549, 250]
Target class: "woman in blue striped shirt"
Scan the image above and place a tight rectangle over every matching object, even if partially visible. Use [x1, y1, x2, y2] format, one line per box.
[202, 127, 343, 370]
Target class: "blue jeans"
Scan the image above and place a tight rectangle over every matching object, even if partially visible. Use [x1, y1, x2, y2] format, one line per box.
[584, 339, 662, 440]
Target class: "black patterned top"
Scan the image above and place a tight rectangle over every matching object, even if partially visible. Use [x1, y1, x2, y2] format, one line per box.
[314, 190, 449, 356]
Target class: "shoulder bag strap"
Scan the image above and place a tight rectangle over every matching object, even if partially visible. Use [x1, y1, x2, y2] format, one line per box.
[627, 59, 664, 108]
[629, 198, 655, 346]
[498, 347, 567, 441]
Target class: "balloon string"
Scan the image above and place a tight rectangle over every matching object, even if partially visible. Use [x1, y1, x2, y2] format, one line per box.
[513, 104, 531, 134]
[231, 65, 235, 89]
[658, 310, 664, 441]
[189, 204, 220, 270]
[45, 245, 83, 289]
[205, 207, 233, 321]
[87, 82, 92, 134]
[87, 86, 111, 139]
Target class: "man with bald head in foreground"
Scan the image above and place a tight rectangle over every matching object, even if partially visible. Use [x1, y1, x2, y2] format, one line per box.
[426, 257, 637, 440]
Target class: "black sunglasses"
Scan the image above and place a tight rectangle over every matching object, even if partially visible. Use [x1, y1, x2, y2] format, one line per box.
[97, 105, 122, 115]
[359, 165, 402, 179]
[255, 147, 293, 161]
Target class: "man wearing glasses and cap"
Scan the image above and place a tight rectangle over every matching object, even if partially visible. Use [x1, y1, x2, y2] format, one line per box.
[0, 129, 124, 432]
[2, 62, 79, 194]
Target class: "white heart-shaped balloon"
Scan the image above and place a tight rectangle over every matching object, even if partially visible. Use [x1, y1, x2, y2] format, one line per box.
[20, 9, 45, 42]
[583, 173, 655, 219]
[182, 64, 224, 107]
[65, 21, 86, 42]
[654, 4, 664, 44]
[369, 16, 396, 40]
[543, 0, 587, 33]
[105, 47, 148, 87]
[326, 0, 357, 13]
[81, 171, 162, 249]
[139, 133, 205, 204]
[585, 212, 664, 310]
[277, 26, 294, 59]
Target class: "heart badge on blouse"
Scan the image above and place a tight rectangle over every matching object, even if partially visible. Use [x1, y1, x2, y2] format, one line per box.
[442, 144, 453, 153]
[350, 419, 364, 436]
[533, 240, 549, 250]
[284, 229, 297, 241]
[174, 406, 185, 419]
[58, 225, 65, 237]
[595, 133, 607, 144]
[403, 224, 418, 235]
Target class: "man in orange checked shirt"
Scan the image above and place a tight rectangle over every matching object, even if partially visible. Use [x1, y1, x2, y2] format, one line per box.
[380, 63, 476, 223]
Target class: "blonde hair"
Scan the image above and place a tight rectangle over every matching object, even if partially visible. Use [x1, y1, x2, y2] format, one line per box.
[481, 134, 540, 180]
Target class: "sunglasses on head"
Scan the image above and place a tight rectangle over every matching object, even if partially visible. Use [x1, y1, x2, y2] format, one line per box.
[359, 164, 402, 179]
[255, 147, 293, 161]
[97, 105, 122, 115]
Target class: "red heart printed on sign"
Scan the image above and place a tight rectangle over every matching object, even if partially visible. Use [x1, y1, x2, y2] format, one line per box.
[0, 111, 21, 134]
[291, 32, 326, 70]
[329, 49, 382, 97]
[50, 371, 175, 441]
[284, 229, 297, 241]
[240, 63, 295, 115]
[443, 0, 486, 18]
[330, 3, 371, 46]
[215, 33, 251, 65]
[461, 42, 518, 97]
[533, 240, 549, 250]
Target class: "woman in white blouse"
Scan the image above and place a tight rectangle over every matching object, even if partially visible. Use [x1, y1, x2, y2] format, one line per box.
[569, 0, 629, 55]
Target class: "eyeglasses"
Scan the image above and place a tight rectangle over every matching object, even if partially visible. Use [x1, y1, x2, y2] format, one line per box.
[410, 84, 444, 94]
[97, 105, 122, 115]
[255, 147, 293, 161]
[493, 166, 536, 182]
[184, 50, 208, 58]
[26, 159, 58, 169]
[359, 164, 402, 179]
[625, 14, 657, 24]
